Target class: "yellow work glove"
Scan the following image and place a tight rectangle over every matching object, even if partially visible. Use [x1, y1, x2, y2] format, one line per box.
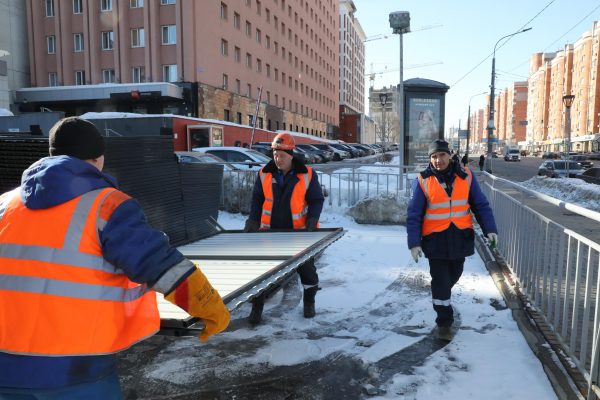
[165, 268, 230, 342]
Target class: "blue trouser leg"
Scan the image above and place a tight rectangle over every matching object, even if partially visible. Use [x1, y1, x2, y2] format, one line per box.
[0, 372, 122, 400]
[429, 258, 465, 327]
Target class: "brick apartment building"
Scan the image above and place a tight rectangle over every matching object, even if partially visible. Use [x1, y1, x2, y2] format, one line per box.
[18, 0, 340, 138]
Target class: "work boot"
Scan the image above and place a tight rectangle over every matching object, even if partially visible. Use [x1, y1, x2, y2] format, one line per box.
[436, 325, 453, 342]
[303, 286, 319, 318]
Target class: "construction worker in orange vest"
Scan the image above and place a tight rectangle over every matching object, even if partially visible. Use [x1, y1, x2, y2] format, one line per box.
[244, 133, 325, 320]
[0, 117, 230, 399]
[407, 139, 498, 341]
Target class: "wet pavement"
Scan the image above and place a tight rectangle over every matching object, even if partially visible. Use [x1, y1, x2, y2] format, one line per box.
[117, 272, 456, 400]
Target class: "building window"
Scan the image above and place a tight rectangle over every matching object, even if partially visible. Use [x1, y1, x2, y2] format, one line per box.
[245, 21, 252, 37]
[224, 109, 230, 121]
[75, 70, 85, 85]
[245, 53, 252, 68]
[73, 33, 84, 52]
[160, 0, 175, 4]
[45, 0, 54, 17]
[266, 8, 270, 22]
[102, 69, 116, 83]
[220, 39, 228, 56]
[100, 0, 112, 11]
[247, 84, 252, 97]
[162, 25, 176, 45]
[222, 74, 228, 89]
[233, 12, 240, 29]
[256, 29, 261, 43]
[220, 2, 228, 19]
[235, 79, 240, 94]
[132, 66, 145, 83]
[47, 36, 56, 54]
[163, 64, 177, 82]
[256, 0, 261, 14]
[73, 0, 83, 14]
[266, 64, 270, 77]
[258, 117, 263, 129]
[131, 28, 145, 47]
[48, 72, 58, 86]
[234, 46, 240, 62]
[130, 0, 144, 7]
[101, 31, 114, 50]
[236, 112, 242, 124]
[256, 58, 261, 72]
[265, 35, 270, 49]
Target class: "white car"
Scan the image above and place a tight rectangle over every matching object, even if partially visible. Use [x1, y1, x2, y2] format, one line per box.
[192, 146, 271, 170]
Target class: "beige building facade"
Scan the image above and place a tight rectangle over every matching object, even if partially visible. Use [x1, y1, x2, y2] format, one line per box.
[23, 0, 339, 138]
[338, 0, 364, 114]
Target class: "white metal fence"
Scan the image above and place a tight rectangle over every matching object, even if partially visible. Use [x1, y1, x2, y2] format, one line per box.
[218, 163, 415, 213]
[481, 173, 600, 399]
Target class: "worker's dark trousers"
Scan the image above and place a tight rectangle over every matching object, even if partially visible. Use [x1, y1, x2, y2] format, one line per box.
[429, 258, 465, 327]
[298, 257, 318, 286]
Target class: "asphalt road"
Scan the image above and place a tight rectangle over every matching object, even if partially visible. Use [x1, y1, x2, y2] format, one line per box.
[464, 155, 599, 182]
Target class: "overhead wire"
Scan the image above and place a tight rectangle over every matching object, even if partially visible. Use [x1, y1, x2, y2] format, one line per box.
[507, 2, 600, 73]
[450, 0, 556, 88]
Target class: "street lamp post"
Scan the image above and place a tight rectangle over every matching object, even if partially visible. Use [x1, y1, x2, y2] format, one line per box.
[379, 92, 388, 143]
[466, 91, 487, 161]
[486, 27, 532, 173]
[562, 94, 575, 177]
[389, 11, 410, 190]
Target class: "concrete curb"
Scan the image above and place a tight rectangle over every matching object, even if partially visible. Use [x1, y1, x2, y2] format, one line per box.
[475, 234, 586, 400]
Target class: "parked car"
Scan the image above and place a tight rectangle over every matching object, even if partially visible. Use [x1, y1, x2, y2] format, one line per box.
[537, 160, 584, 178]
[296, 143, 332, 162]
[576, 167, 600, 184]
[542, 151, 560, 159]
[389, 143, 399, 151]
[311, 143, 350, 161]
[175, 151, 238, 171]
[250, 143, 272, 158]
[192, 146, 271, 170]
[569, 155, 594, 169]
[330, 143, 361, 158]
[295, 144, 326, 163]
[586, 152, 600, 160]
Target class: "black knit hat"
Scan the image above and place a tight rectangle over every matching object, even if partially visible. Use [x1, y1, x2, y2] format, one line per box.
[428, 139, 451, 157]
[49, 117, 105, 160]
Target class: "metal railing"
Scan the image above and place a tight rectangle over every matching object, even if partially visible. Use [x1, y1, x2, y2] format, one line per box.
[480, 172, 600, 399]
[217, 163, 415, 213]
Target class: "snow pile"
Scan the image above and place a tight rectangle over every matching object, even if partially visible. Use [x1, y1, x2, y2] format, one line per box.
[520, 176, 600, 212]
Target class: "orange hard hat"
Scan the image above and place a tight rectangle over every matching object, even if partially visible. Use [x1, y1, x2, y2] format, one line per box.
[271, 133, 295, 150]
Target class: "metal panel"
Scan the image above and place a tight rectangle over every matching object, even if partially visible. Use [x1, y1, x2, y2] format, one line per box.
[159, 228, 345, 333]
[177, 231, 333, 258]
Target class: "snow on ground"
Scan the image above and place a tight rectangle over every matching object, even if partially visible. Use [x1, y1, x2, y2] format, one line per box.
[143, 208, 557, 399]
[520, 176, 600, 212]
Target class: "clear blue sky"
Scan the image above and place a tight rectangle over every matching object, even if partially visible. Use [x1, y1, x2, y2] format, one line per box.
[353, 0, 600, 136]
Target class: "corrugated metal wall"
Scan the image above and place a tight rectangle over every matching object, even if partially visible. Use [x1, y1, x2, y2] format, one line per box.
[0, 136, 221, 245]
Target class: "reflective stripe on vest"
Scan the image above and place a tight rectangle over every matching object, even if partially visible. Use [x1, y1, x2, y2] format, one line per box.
[0, 188, 160, 356]
[259, 166, 313, 230]
[418, 168, 474, 236]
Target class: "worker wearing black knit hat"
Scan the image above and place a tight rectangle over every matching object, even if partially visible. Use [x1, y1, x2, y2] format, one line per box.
[407, 138, 498, 341]
[0, 116, 229, 397]
[49, 117, 106, 160]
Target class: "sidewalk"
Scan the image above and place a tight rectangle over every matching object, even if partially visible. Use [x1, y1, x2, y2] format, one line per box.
[117, 211, 559, 399]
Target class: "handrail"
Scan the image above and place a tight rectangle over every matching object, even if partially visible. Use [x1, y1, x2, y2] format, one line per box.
[482, 171, 600, 223]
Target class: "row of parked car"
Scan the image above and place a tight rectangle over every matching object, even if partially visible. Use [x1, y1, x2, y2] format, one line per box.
[174, 142, 397, 170]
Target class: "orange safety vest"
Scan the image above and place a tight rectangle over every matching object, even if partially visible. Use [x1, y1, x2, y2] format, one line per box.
[0, 187, 159, 356]
[259, 166, 315, 230]
[418, 168, 474, 236]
